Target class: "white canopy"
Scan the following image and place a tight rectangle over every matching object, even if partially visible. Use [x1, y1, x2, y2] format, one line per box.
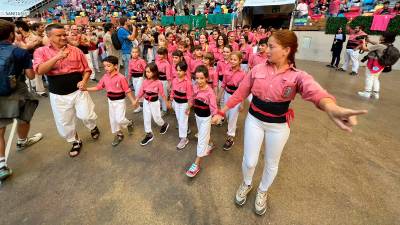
[244, 0, 296, 7]
[0, 0, 42, 17]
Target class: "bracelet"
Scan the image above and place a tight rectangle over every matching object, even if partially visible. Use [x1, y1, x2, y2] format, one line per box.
[217, 110, 225, 117]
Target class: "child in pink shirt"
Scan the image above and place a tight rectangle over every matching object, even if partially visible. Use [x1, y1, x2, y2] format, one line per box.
[248, 38, 268, 70]
[128, 47, 147, 113]
[239, 35, 253, 72]
[169, 61, 193, 150]
[83, 56, 135, 147]
[155, 47, 172, 114]
[134, 62, 170, 146]
[203, 52, 218, 93]
[216, 45, 232, 106]
[190, 45, 204, 81]
[185, 65, 218, 178]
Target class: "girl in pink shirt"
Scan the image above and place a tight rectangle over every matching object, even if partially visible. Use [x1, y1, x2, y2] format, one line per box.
[212, 34, 228, 64]
[186, 65, 218, 178]
[218, 52, 246, 150]
[216, 45, 232, 106]
[134, 63, 170, 146]
[203, 52, 218, 93]
[190, 45, 204, 81]
[171, 50, 190, 81]
[199, 33, 210, 53]
[155, 47, 172, 114]
[213, 30, 367, 216]
[169, 61, 193, 150]
[128, 47, 147, 113]
[83, 56, 135, 147]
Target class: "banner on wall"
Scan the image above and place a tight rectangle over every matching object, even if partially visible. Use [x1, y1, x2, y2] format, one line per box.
[244, 0, 295, 6]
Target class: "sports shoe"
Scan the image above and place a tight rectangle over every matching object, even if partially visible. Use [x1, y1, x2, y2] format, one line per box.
[358, 91, 371, 98]
[223, 136, 234, 151]
[176, 138, 189, 150]
[337, 68, 346, 72]
[36, 92, 48, 97]
[140, 133, 154, 146]
[0, 165, 12, 181]
[186, 163, 200, 177]
[372, 91, 380, 99]
[160, 122, 169, 134]
[90, 126, 100, 140]
[112, 134, 124, 147]
[349, 71, 358, 76]
[127, 120, 134, 135]
[133, 106, 142, 113]
[207, 142, 215, 155]
[254, 189, 268, 216]
[16, 133, 43, 151]
[326, 64, 334, 68]
[235, 182, 253, 206]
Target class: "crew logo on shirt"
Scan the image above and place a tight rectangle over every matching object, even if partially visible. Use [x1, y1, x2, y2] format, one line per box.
[283, 86, 294, 98]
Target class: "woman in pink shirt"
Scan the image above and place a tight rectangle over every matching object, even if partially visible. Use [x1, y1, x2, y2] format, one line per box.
[199, 33, 210, 53]
[239, 35, 253, 72]
[128, 47, 147, 113]
[185, 65, 218, 178]
[134, 63, 170, 146]
[83, 56, 134, 147]
[216, 45, 232, 106]
[212, 34, 228, 64]
[169, 61, 193, 150]
[213, 30, 367, 216]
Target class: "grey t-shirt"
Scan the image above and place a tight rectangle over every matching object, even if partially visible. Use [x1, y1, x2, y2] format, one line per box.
[368, 43, 387, 58]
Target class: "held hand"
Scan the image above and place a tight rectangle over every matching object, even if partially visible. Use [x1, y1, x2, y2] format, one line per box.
[166, 101, 172, 110]
[239, 104, 244, 112]
[77, 80, 87, 90]
[212, 114, 223, 125]
[326, 105, 368, 132]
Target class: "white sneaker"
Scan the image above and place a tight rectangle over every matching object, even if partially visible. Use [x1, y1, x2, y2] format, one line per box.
[235, 182, 252, 206]
[16, 133, 43, 151]
[133, 106, 142, 113]
[254, 189, 268, 216]
[372, 92, 380, 99]
[176, 138, 189, 150]
[357, 91, 371, 98]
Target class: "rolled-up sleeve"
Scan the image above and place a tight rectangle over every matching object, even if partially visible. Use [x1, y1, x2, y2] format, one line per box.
[33, 47, 45, 74]
[297, 72, 336, 109]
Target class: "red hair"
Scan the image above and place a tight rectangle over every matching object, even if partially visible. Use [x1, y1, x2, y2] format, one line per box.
[271, 30, 298, 67]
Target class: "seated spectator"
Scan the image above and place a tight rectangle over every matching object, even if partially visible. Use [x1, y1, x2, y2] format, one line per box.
[393, 1, 400, 14]
[329, 0, 342, 16]
[296, 0, 309, 18]
[374, 1, 392, 14]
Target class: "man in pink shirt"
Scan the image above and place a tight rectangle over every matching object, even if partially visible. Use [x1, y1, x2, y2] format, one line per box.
[33, 24, 99, 157]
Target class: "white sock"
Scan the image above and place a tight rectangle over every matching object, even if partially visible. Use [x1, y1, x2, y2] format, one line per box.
[0, 157, 6, 167]
[17, 138, 27, 144]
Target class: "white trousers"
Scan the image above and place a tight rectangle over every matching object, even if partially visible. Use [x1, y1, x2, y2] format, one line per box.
[132, 77, 144, 99]
[341, 49, 360, 73]
[224, 91, 241, 137]
[88, 50, 100, 71]
[173, 100, 189, 138]
[143, 99, 165, 133]
[160, 80, 168, 111]
[49, 90, 98, 142]
[34, 74, 45, 92]
[108, 99, 130, 134]
[85, 54, 96, 79]
[364, 69, 380, 93]
[195, 115, 212, 157]
[240, 63, 249, 73]
[242, 114, 290, 192]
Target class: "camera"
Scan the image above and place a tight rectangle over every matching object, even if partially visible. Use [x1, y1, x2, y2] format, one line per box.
[355, 35, 368, 40]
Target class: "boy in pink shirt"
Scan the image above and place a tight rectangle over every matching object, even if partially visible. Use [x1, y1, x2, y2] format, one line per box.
[155, 47, 172, 114]
[128, 47, 147, 113]
[248, 38, 268, 69]
[82, 56, 134, 147]
[190, 45, 204, 81]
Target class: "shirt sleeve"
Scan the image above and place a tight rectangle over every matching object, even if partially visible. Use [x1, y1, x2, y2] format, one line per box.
[296, 71, 336, 109]
[166, 62, 172, 81]
[226, 70, 253, 109]
[33, 47, 46, 73]
[169, 80, 175, 100]
[128, 60, 133, 80]
[137, 80, 145, 99]
[212, 70, 218, 88]
[158, 81, 165, 98]
[187, 80, 194, 103]
[209, 91, 218, 116]
[120, 76, 131, 93]
[96, 77, 105, 90]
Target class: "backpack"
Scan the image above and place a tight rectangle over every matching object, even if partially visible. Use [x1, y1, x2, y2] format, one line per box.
[0, 44, 17, 96]
[111, 28, 122, 50]
[378, 44, 400, 73]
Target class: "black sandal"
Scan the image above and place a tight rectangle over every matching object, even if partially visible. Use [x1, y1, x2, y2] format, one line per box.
[69, 141, 82, 157]
[90, 126, 100, 140]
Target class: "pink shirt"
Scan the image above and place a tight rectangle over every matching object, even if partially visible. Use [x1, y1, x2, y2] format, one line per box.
[155, 58, 172, 81]
[33, 44, 91, 76]
[212, 47, 224, 62]
[137, 79, 165, 99]
[229, 41, 239, 51]
[170, 76, 193, 101]
[249, 52, 268, 69]
[128, 58, 147, 80]
[96, 72, 131, 94]
[192, 85, 218, 115]
[245, 32, 255, 44]
[222, 67, 246, 90]
[208, 67, 218, 88]
[190, 58, 204, 74]
[226, 63, 335, 109]
[239, 44, 253, 62]
[216, 59, 231, 77]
